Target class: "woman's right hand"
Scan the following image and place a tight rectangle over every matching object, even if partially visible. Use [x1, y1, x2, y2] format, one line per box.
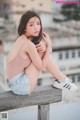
[42, 32, 51, 46]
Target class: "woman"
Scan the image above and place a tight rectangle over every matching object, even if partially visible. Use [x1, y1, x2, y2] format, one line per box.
[6, 10, 78, 95]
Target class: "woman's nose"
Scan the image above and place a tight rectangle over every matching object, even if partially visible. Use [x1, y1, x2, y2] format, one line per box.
[34, 24, 38, 29]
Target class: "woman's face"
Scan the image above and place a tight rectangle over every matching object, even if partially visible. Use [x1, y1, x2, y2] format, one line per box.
[25, 16, 41, 37]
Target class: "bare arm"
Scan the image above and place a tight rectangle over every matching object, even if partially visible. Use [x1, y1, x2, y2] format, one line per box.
[36, 41, 52, 53]
[26, 41, 42, 71]
[35, 33, 52, 70]
[25, 41, 50, 71]
[39, 32, 52, 70]
[41, 46, 51, 70]
[23, 32, 51, 71]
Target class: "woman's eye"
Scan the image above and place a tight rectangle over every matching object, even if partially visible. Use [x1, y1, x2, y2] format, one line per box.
[30, 24, 33, 26]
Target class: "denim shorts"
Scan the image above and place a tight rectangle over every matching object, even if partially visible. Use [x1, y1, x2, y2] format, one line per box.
[7, 72, 30, 95]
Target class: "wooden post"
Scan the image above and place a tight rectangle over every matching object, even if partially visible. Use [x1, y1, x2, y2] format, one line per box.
[38, 104, 49, 120]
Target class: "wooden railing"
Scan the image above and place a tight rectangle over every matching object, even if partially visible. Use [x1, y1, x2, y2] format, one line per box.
[0, 85, 62, 120]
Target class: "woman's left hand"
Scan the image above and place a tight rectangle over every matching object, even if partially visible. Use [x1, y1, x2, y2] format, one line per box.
[36, 42, 46, 52]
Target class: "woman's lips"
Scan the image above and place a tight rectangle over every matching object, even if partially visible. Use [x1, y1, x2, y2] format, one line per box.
[34, 31, 39, 34]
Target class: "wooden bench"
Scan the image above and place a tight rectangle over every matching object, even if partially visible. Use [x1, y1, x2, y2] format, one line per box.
[0, 85, 62, 120]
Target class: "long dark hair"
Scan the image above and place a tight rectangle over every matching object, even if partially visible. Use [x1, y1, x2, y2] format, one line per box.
[18, 10, 42, 45]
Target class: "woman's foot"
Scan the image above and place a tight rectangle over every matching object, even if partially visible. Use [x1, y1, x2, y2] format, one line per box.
[52, 77, 78, 92]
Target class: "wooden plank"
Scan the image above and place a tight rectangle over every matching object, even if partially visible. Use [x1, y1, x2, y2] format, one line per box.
[0, 85, 62, 112]
[38, 104, 49, 120]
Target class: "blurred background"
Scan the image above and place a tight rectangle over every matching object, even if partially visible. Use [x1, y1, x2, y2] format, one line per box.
[0, 0, 80, 120]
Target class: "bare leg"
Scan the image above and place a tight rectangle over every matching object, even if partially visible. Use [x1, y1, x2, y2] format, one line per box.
[37, 52, 66, 81]
[24, 52, 77, 93]
[24, 52, 65, 94]
[24, 52, 45, 94]
[46, 54, 66, 81]
[37, 51, 66, 81]
[45, 54, 78, 91]
[24, 62, 41, 94]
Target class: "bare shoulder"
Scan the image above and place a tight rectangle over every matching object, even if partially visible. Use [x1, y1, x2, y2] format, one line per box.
[16, 34, 27, 42]
[16, 35, 29, 47]
[23, 40, 35, 51]
[7, 35, 29, 62]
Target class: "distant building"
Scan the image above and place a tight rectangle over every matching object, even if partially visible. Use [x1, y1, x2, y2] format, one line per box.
[0, 0, 11, 19]
[52, 37, 80, 83]
[0, 0, 52, 20]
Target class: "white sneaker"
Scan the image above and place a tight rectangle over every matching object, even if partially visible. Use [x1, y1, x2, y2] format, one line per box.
[53, 77, 78, 92]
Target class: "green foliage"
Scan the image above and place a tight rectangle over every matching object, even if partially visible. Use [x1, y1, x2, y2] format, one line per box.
[61, 4, 80, 20]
